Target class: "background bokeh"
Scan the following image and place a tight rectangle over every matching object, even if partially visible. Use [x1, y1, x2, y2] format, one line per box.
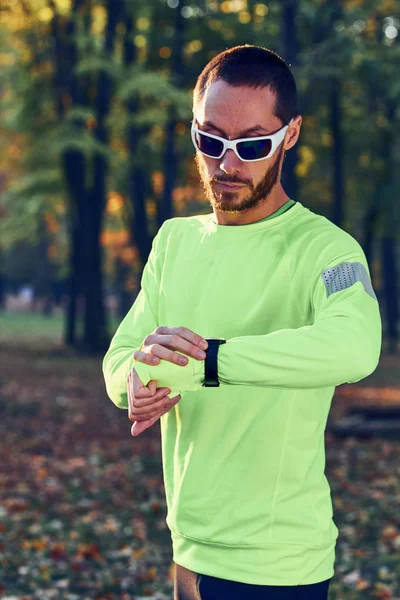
[0, 1, 399, 599]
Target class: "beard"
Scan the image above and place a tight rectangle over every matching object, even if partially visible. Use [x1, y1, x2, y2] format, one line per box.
[195, 143, 285, 215]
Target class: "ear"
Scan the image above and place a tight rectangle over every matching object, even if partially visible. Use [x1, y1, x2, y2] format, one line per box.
[283, 116, 302, 151]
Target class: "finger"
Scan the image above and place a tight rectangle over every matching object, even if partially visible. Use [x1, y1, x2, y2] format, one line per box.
[129, 390, 171, 421]
[127, 372, 136, 413]
[132, 394, 181, 433]
[156, 326, 208, 351]
[144, 341, 206, 367]
[132, 370, 163, 398]
[130, 393, 173, 421]
[148, 379, 157, 395]
[160, 394, 181, 414]
[131, 394, 182, 435]
[127, 370, 148, 417]
[133, 349, 161, 365]
[139, 328, 208, 364]
[154, 333, 207, 361]
[130, 374, 169, 398]
[131, 415, 160, 436]
[127, 367, 148, 399]
[127, 374, 169, 417]
[134, 385, 170, 399]
[132, 368, 147, 394]
[132, 392, 181, 422]
[132, 386, 171, 409]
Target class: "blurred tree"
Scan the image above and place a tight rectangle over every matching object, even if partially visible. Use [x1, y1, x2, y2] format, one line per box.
[116, 0, 191, 309]
[0, 0, 399, 355]
[280, 0, 299, 201]
[50, 0, 124, 352]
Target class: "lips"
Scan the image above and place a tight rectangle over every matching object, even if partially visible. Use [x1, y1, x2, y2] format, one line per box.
[215, 182, 245, 189]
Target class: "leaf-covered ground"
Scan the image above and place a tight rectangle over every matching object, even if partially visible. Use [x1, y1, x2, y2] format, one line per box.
[0, 335, 399, 600]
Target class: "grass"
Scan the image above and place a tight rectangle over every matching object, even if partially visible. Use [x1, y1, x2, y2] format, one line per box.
[0, 310, 120, 343]
[0, 310, 65, 339]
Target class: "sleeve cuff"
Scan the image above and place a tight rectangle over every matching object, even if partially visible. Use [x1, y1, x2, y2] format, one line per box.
[129, 354, 205, 399]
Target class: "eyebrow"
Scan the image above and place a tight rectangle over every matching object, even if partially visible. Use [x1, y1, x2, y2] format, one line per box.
[199, 120, 270, 137]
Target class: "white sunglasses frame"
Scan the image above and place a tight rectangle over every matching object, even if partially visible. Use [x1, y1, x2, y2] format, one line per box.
[191, 118, 293, 162]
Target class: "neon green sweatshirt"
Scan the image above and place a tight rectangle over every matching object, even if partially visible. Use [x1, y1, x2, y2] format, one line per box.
[103, 199, 382, 585]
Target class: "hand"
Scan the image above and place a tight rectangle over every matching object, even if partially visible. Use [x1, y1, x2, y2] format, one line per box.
[127, 366, 181, 436]
[134, 326, 208, 367]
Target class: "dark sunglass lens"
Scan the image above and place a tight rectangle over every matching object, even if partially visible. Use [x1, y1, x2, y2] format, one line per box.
[238, 139, 272, 160]
[195, 132, 223, 157]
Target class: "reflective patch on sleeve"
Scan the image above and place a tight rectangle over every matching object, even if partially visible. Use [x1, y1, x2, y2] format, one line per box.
[321, 262, 377, 301]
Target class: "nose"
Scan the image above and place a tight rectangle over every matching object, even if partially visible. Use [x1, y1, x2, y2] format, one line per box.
[219, 148, 243, 175]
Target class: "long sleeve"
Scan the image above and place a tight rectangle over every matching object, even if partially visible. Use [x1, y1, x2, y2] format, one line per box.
[132, 247, 382, 393]
[102, 221, 168, 409]
[215, 250, 382, 389]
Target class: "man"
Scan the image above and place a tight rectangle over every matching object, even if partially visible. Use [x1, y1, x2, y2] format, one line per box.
[103, 45, 382, 600]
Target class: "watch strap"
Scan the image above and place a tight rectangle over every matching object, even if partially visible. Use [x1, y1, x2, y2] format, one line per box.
[204, 338, 226, 387]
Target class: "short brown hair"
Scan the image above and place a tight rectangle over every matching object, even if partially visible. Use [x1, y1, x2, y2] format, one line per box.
[193, 44, 299, 125]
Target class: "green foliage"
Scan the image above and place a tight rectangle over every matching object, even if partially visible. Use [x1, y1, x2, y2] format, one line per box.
[66, 105, 97, 122]
[75, 55, 122, 79]
[1, 0, 399, 307]
[49, 122, 116, 160]
[0, 171, 63, 247]
[118, 67, 191, 114]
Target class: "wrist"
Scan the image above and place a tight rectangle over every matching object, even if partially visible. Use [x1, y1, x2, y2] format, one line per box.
[132, 354, 203, 394]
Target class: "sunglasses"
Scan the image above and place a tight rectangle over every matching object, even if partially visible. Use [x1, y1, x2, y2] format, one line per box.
[191, 118, 293, 162]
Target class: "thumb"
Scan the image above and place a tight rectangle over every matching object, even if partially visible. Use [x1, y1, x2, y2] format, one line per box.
[132, 368, 152, 395]
[148, 379, 157, 395]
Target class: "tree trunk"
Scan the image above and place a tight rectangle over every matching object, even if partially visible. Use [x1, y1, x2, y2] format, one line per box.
[62, 147, 87, 346]
[330, 80, 344, 227]
[79, 0, 123, 353]
[123, 6, 153, 283]
[381, 236, 399, 353]
[0, 269, 5, 311]
[82, 152, 109, 353]
[380, 100, 399, 354]
[65, 223, 80, 345]
[51, 0, 89, 347]
[280, 0, 299, 201]
[159, 4, 185, 224]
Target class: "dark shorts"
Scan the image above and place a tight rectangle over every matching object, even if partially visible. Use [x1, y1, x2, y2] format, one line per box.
[174, 563, 332, 600]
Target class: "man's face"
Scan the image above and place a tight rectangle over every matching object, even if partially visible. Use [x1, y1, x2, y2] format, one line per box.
[193, 80, 288, 221]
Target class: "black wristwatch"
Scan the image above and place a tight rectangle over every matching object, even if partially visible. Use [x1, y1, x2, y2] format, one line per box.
[203, 338, 226, 387]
